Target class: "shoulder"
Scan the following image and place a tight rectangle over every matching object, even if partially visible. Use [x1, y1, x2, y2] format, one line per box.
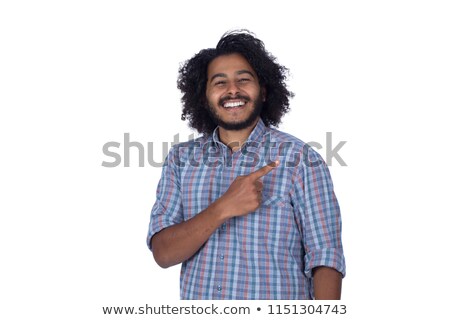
[265, 127, 308, 148]
[263, 126, 326, 171]
[264, 126, 320, 157]
[165, 134, 211, 164]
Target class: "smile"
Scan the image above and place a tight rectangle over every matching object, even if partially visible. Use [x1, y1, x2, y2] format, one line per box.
[222, 100, 246, 108]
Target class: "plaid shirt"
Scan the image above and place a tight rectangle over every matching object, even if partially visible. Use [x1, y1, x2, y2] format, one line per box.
[147, 119, 345, 299]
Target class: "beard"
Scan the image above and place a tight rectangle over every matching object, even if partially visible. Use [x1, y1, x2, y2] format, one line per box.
[206, 93, 264, 131]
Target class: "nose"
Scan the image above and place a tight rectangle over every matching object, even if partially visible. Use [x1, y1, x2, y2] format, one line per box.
[227, 82, 240, 96]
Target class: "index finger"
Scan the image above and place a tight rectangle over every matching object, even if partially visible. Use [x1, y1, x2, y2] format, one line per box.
[248, 160, 279, 179]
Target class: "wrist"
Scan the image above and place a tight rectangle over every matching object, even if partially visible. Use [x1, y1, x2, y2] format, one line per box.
[209, 197, 232, 222]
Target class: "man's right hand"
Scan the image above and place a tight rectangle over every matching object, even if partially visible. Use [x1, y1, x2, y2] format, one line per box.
[216, 160, 279, 218]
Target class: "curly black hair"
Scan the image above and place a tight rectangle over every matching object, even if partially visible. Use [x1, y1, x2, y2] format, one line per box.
[177, 30, 294, 135]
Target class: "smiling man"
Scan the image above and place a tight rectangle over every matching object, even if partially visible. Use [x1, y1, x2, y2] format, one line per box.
[147, 30, 346, 300]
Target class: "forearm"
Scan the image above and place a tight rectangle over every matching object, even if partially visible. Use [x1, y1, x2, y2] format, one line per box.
[151, 200, 229, 268]
[313, 267, 342, 300]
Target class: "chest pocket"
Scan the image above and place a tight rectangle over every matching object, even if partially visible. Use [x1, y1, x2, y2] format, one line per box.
[237, 193, 300, 256]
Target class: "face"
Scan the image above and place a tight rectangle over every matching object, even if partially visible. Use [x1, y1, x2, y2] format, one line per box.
[206, 53, 265, 131]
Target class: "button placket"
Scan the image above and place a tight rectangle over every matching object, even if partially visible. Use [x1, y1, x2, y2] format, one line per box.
[212, 147, 227, 298]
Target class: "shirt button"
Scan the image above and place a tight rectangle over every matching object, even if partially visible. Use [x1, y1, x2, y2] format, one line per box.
[220, 254, 224, 260]
[217, 285, 222, 292]
[221, 224, 226, 231]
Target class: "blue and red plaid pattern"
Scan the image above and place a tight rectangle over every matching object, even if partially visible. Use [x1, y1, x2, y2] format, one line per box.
[147, 119, 345, 299]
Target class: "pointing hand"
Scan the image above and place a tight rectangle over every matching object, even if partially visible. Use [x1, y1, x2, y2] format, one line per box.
[217, 161, 279, 218]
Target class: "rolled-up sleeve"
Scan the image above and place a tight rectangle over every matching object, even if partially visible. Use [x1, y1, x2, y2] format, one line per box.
[293, 148, 346, 279]
[147, 147, 184, 250]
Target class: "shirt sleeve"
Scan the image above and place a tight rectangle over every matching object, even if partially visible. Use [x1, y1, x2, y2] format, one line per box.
[146, 147, 184, 250]
[292, 147, 346, 279]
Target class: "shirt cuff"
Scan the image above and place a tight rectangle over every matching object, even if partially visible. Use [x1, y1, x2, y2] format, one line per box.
[146, 218, 175, 251]
[304, 247, 346, 278]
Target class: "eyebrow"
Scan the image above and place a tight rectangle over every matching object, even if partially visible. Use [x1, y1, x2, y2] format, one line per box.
[209, 70, 256, 83]
[210, 73, 227, 83]
[236, 70, 255, 78]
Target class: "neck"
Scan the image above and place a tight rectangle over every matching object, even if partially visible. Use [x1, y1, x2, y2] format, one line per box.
[217, 118, 260, 152]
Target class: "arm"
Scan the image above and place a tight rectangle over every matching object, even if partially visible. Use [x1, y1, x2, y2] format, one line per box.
[291, 149, 346, 297]
[151, 162, 279, 268]
[151, 200, 228, 268]
[313, 266, 342, 300]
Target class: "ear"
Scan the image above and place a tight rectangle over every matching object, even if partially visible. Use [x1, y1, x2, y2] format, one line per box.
[261, 87, 267, 102]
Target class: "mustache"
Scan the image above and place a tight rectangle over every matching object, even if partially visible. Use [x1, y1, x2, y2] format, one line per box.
[218, 94, 250, 106]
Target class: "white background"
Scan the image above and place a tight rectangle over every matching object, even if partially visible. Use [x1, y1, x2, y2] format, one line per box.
[1, 0, 449, 319]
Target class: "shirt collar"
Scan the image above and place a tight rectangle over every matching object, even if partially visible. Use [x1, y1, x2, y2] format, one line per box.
[211, 118, 267, 146]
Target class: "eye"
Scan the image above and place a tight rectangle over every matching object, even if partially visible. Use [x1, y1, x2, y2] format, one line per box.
[238, 78, 250, 83]
[214, 80, 226, 86]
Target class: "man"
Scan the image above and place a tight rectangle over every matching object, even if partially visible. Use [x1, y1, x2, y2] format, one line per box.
[147, 30, 345, 299]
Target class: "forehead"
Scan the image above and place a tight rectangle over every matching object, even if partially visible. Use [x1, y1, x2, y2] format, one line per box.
[207, 53, 257, 78]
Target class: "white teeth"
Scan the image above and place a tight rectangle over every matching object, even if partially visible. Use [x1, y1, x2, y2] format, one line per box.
[223, 101, 245, 108]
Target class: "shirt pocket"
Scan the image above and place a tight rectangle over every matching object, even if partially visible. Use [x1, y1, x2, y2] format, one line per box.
[258, 193, 294, 233]
[244, 194, 301, 257]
